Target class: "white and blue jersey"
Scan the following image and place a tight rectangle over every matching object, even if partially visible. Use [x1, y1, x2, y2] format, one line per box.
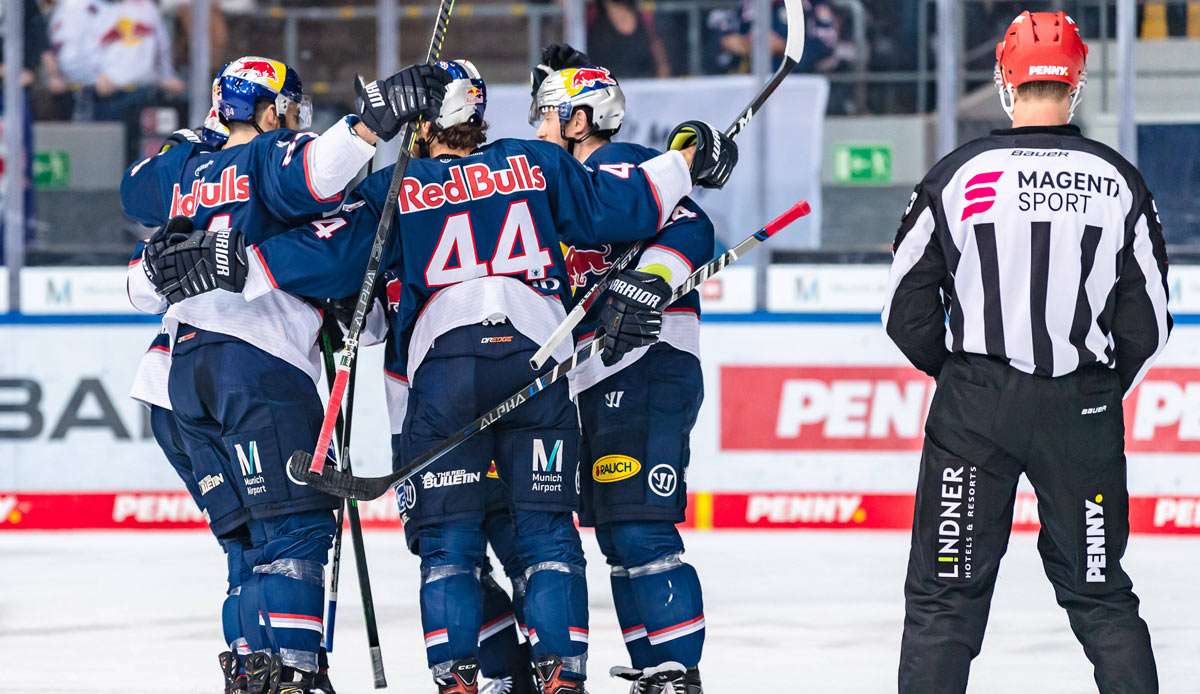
[246, 137, 693, 428]
[122, 117, 375, 383]
[566, 142, 716, 397]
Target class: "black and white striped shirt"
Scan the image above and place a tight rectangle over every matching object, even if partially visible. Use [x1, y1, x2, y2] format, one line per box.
[884, 125, 1171, 394]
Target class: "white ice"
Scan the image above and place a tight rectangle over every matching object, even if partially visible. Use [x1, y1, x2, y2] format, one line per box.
[2, 530, 1197, 693]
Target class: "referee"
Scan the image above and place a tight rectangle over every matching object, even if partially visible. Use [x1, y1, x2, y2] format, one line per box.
[884, 11, 1169, 694]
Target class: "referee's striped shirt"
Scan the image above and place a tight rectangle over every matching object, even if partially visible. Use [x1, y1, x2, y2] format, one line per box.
[883, 125, 1171, 394]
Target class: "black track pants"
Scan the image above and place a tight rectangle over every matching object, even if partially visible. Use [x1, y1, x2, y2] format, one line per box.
[898, 354, 1157, 694]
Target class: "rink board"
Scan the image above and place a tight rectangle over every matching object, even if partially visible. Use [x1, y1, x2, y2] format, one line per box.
[3, 317, 1200, 533]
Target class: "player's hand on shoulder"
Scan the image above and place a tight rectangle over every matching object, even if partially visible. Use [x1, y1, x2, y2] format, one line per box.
[147, 216, 249, 304]
[159, 128, 202, 154]
[668, 120, 738, 189]
[598, 269, 672, 366]
[355, 63, 453, 142]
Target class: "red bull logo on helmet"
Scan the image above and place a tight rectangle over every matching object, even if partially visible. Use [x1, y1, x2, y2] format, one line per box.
[227, 57, 286, 91]
[565, 245, 613, 289]
[561, 67, 616, 97]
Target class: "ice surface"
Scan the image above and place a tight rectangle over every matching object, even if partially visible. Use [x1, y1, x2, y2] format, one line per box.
[2, 530, 1196, 693]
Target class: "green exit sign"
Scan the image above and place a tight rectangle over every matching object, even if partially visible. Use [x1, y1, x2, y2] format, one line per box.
[33, 150, 71, 188]
[833, 143, 892, 185]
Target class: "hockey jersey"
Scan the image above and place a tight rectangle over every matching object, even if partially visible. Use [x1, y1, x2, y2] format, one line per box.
[121, 116, 375, 383]
[247, 137, 693, 431]
[566, 142, 715, 396]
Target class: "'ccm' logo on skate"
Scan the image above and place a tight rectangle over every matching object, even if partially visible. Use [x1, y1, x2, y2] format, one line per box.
[1085, 494, 1107, 583]
[936, 465, 977, 580]
[609, 279, 663, 308]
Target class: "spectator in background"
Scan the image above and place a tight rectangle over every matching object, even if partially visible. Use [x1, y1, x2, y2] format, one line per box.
[587, 0, 672, 78]
[711, 0, 843, 74]
[87, 0, 185, 122]
[1, 0, 68, 261]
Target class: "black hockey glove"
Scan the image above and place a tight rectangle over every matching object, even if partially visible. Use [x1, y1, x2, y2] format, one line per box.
[597, 269, 672, 367]
[150, 221, 249, 304]
[667, 120, 739, 189]
[141, 216, 195, 288]
[531, 43, 593, 98]
[355, 63, 452, 142]
[159, 128, 202, 154]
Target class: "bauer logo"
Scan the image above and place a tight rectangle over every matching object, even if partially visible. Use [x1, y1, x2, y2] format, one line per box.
[960, 171, 1003, 221]
[1085, 494, 1107, 583]
[593, 455, 641, 483]
[648, 464, 678, 497]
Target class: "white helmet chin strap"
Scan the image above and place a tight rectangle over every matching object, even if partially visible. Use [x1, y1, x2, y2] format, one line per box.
[994, 64, 1087, 123]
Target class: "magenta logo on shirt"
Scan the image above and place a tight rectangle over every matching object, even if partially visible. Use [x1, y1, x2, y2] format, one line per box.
[961, 171, 1003, 221]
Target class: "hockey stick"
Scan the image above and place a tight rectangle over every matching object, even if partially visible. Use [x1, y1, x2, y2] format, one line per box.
[318, 328, 387, 688]
[306, 0, 456, 477]
[526, 0, 807, 370]
[288, 200, 811, 500]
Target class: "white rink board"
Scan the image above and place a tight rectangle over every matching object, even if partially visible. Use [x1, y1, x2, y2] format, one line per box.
[4, 320, 1200, 494]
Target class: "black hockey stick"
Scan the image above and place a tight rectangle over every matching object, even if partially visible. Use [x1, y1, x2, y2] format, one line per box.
[318, 328, 387, 688]
[527, 0, 807, 370]
[306, 0, 456, 477]
[288, 200, 811, 500]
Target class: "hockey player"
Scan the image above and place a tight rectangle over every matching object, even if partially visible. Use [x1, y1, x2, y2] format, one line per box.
[122, 55, 450, 693]
[884, 12, 1167, 694]
[145, 58, 736, 694]
[530, 45, 711, 694]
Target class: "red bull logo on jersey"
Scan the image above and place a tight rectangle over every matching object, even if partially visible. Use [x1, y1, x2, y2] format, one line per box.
[169, 166, 252, 217]
[386, 277, 403, 312]
[399, 155, 547, 214]
[564, 245, 613, 290]
[562, 67, 617, 96]
[961, 171, 1003, 221]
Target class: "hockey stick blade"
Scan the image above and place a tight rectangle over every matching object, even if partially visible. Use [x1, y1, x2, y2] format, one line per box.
[289, 200, 810, 501]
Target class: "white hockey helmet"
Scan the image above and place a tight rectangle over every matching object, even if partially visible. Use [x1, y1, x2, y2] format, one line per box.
[528, 64, 625, 134]
[434, 59, 487, 129]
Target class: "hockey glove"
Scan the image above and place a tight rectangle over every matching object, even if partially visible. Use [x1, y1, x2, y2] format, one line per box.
[141, 216, 195, 288]
[150, 223, 249, 304]
[355, 63, 452, 142]
[667, 120, 739, 189]
[597, 269, 672, 367]
[530, 44, 593, 97]
[159, 128, 202, 154]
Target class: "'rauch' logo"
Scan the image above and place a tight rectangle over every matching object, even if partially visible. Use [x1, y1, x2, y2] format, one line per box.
[235, 441, 262, 476]
[593, 455, 641, 483]
[1085, 494, 1107, 583]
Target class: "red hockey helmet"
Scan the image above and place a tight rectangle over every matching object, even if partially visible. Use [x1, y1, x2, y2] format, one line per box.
[994, 11, 1089, 118]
